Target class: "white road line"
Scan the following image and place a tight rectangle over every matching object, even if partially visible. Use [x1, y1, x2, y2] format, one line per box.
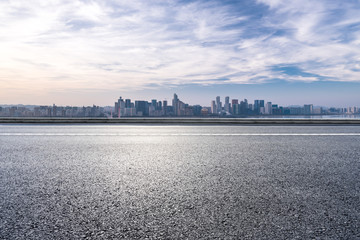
[1, 133, 360, 136]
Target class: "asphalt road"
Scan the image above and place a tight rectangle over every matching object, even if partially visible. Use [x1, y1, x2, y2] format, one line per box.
[1, 125, 359, 239]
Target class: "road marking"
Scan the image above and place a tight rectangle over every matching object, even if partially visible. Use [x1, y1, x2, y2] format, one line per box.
[1, 133, 360, 136]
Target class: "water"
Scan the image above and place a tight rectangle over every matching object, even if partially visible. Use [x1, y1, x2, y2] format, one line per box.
[1, 125, 359, 239]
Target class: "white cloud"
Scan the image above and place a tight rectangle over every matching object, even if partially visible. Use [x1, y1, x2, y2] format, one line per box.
[254, 0, 360, 81]
[0, 0, 359, 104]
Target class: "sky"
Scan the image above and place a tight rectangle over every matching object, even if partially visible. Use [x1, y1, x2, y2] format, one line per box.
[0, 0, 360, 107]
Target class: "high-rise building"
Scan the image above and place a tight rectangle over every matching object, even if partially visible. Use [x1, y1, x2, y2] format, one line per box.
[254, 100, 259, 109]
[122, 99, 137, 117]
[216, 96, 222, 113]
[135, 100, 148, 116]
[265, 102, 272, 115]
[232, 104, 239, 115]
[231, 99, 239, 105]
[163, 100, 168, 115]
[272, 104, 281, 115]
[178, 101, 186, 116]
[52, 104, 58, 117]
[254, 100, 261, 114]
[157, 101, 162, 111]
[193, 105, 202, 116]
[114, 102, 119, 115]
[172, 94, 179, 116]
[244, 99, 248, 111]
[211, 101, 216, 114]
[260, 100, 264, 108]
[225, 96, 229, 104]
[115, 97, 125, 117]
[125, 99, 131, 108]
[240, 100, 249, 114]
[149, 104, 156, 116]
[151, 99, 157, 108]
[304, 104, 313, 115]
[259, 107, 265, 114]
[231, 99, 238, 115]
[224, 96, 230, 113]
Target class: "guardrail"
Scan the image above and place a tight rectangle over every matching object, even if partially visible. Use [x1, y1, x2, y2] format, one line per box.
[1, 118, 360, 124]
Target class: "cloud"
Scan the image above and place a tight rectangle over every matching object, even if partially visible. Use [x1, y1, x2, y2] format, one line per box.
[255, 0, 360, 81]
[0, 0, 359, 101]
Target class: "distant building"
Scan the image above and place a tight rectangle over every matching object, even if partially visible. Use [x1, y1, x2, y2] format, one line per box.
[240, 100, 248, 114]
[259, 107, 265, 115]
[265, 102, 272, 115]
[114, 97, 126, 117]
[210, 101, 216, 114]
[5, 93, 359, 118]
[224, 96, 230, 113]
[304, 104, 313, 115]
[201, 108, 209, 116]
[232, 103, 239, 115]
[216, 96, 222, 113]
[172, 94, 179, 116]
[193, 105, 202, 116]
[254, 100, 260, 114]
[289, 107, 302, 115]
[135, 100, 148, 116]
[260, 100, 265, 109]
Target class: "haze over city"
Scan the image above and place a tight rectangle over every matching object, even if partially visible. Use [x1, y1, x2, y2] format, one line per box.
[1, 0, 360, 106]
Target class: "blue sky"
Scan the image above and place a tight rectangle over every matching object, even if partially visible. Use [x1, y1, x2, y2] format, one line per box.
[0, 0, 359, 107]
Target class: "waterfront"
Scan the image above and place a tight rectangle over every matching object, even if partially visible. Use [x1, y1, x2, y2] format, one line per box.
[1, 125, 359, 239]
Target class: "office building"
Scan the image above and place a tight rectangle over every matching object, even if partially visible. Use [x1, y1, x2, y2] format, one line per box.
[211, 101, 216, 114]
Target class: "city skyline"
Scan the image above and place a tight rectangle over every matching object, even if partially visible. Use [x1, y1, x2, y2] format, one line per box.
[1, 91, 360, 109]
[1, 93, 359, 118]
[1, 81, 360, 107]
[1, 0, 360, 106]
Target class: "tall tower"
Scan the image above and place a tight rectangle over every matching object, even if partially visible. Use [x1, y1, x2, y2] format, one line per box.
[304, 104, 313, 115]
[163, 100, 168, 115]
[216, 96, 221, 113]
[211, 101, 216, 114]
[225, 96, 230, 113]
[125, 99, 131, 108]
[172, 94, 179, 116]
[265, 102, 272, 115]
[116, 97, 125, 118]
[254, 100, 260, 114]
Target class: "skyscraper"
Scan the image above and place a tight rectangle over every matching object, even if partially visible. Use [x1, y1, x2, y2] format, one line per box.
[254, 100, 260, 114]
[216, 96, 222, 113]
[211, 101, 216, 114]
[125, 99, 131, 108]
[157, 101, 162, 111]
[240, 100, 247, 114]
[224, 96, 230, 113]
[163, 100, 168, 115]
[115, 97, 125, 117]
[135, 100, 148, 116]
[151, 99, 157, 108]
[260, 100, 265, 108]
[265, 102, 272, 115]
[304, 104, 313, 115]
[172, 94, 179, 116]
